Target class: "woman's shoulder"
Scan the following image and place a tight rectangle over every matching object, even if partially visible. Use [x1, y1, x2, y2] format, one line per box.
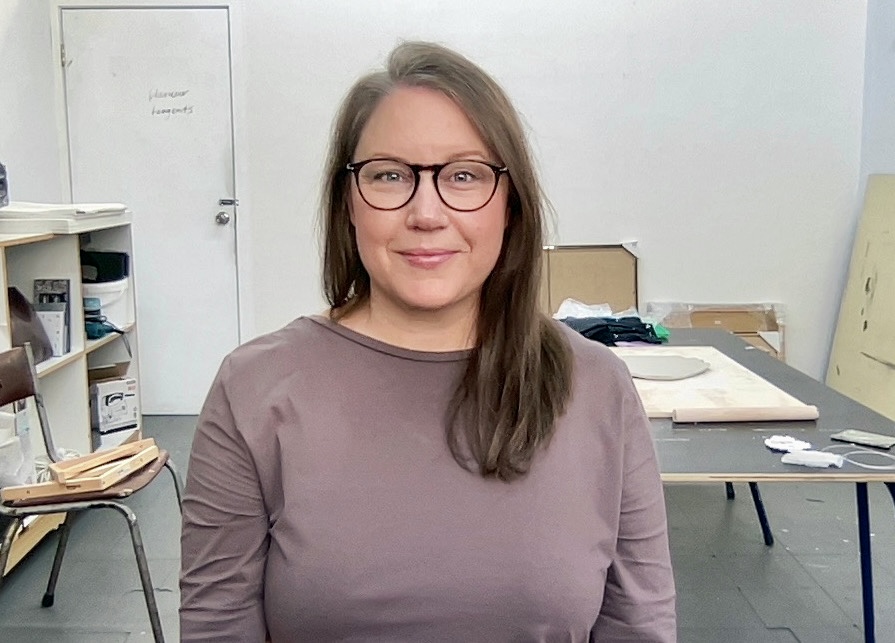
[217, 315, 335, 380]
[555, 320, 625, 366]
[553, 320, 632, 386]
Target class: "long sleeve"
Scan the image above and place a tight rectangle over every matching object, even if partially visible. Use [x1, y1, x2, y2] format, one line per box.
[179, 357, 270, 642]
[591, 380, 677, 642]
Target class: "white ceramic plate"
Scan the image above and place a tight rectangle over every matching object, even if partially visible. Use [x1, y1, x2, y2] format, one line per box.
[619, 355, 711, 381]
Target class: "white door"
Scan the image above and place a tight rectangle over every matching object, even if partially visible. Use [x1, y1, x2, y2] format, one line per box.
[62, 7, 240, 414]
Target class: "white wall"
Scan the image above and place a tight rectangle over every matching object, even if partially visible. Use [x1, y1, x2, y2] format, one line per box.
[822, 0, 895, 379]
[0, 1, 870, 380]
[861, 0, 895, 180]
[242, 0, 867, 379]
[0, 1, 63, 202]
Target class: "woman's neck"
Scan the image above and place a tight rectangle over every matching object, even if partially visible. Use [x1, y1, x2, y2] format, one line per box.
[335, 297, 477, 352]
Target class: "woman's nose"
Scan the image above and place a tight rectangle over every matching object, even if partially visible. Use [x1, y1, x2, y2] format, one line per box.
[405, 171, 449, 229]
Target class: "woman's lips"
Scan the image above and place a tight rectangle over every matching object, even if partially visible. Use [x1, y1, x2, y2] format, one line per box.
[398, 249, 459, 268]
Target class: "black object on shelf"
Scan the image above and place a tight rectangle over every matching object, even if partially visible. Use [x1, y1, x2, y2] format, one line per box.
[81, 250, 129, 283]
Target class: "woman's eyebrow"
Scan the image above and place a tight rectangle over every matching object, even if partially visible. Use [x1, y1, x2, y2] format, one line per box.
[357, 151, 492, 163]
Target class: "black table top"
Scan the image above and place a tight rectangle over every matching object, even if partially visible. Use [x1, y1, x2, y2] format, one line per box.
[654, 329, 895, 482]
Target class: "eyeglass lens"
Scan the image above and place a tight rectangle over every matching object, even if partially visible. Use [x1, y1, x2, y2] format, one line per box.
[355, 160, 499, 211]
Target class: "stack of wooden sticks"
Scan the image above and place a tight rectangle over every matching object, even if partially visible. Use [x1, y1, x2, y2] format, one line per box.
[1, 438, 158, 503]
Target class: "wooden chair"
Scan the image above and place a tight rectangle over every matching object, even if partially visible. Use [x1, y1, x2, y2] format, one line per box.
[0, 344, 183, 643]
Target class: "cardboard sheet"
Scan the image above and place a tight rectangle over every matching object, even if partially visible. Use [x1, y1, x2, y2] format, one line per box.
[827, 175, 895, 420]
[540, 245, 637, 315]
[610, 346, 818, 422]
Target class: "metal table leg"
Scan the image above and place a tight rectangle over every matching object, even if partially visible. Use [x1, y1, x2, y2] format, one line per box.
[748, 482, 774, 546]
[856, 483, 874, 643]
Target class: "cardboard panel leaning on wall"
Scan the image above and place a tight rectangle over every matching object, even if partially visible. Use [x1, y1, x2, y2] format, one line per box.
[826, 174, 895, 420]
[540, 245, 638, 317]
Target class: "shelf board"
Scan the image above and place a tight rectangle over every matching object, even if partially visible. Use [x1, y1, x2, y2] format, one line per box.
[0, 212, 132, 236]
[98, 427, 142, 450]
[0, 232, 55, 248]
[85, 323, 134, 355]
[35, 351, 83, 378]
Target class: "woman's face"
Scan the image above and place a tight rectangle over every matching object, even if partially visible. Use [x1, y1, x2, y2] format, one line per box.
[349, 86, 508, 318]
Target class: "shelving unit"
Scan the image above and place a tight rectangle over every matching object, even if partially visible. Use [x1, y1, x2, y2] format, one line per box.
[0, 214, 140, 575]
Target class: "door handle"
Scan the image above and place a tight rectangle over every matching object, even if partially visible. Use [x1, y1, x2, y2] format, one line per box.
[215, 211, 231, 225]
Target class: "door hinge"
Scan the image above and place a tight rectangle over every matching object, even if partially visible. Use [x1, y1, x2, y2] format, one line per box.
[60, 43, 66, 68]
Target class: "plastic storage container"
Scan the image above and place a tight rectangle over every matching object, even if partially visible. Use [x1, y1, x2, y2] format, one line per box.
[82, 278, 132, 329]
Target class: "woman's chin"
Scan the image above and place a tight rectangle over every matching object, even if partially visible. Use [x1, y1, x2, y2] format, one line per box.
[393, 291, 471, 314]
[401, 299, 460, 313]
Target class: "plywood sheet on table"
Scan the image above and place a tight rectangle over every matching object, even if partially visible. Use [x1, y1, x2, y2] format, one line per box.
[827, 174, 895, 420]
[610, 346, 816, 421]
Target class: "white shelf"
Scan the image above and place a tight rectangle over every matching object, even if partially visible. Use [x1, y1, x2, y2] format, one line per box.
[98, 427, 141, 450]
[0, 209, 132, 235]
[85, 323, 135, 355]
[35, 351, 83, 378]
[1, 216, 140, 574]
[0, 232, 54, 248]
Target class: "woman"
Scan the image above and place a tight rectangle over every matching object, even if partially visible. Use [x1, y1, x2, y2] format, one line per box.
[180, 41, 676, 642]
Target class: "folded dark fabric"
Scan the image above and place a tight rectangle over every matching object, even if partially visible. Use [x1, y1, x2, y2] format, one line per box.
[561, 316, 663, 346]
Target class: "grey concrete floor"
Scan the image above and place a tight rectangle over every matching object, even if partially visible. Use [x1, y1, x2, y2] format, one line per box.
[0, 415, 894, 642]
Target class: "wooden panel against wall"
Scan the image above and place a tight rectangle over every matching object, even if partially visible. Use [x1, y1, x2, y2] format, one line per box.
[539, 245, 638, 316]
[826, 174, 895, 420]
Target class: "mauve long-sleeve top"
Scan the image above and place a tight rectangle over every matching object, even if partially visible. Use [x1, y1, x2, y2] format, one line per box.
[180, 315, 676, 642]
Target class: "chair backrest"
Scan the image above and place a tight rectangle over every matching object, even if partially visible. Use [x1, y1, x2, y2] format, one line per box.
[0, 346, 36, 406]
[0, 343, 60, 463]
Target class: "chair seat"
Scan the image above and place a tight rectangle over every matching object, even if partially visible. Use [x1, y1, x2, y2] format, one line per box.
[3, 450, 170, 508]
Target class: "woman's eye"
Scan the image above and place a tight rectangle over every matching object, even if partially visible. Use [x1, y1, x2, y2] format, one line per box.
[373, 171, 406, 182]
[449, 170, 479, 183]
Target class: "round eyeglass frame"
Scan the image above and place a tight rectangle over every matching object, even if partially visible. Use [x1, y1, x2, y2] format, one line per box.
[345, 158, 509, 212]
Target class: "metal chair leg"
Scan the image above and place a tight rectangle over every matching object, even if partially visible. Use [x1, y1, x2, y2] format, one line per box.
[0, 516, 24, 584]
[163, 459, 184, 510]
[42, 512, 75, 607]
[748, 482, 774, 546]
[725, 482, 735, 499]
[109, 503, 165, 643]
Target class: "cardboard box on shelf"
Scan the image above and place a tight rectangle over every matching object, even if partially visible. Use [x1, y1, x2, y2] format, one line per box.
[88, 362, 138, 435]
[645, 302, 785, 360]
[87, 361, 130, 382]
[738, 332, 782, 358]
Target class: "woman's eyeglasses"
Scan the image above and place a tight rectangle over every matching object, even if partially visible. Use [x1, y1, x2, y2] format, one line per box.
[346, 158, 508, 212]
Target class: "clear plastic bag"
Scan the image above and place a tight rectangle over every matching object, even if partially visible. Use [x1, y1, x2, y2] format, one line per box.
[0, 407, 36, 488]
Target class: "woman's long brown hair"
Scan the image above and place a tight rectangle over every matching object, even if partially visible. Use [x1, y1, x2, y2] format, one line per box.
[321, 42, 573, 481]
